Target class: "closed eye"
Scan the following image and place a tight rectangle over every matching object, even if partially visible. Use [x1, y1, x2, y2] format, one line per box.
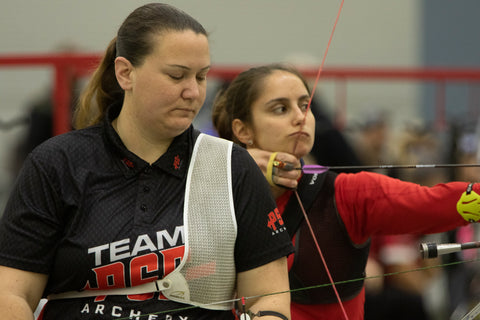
[169, 74, 183, 80]
[196, 74, 207, 81]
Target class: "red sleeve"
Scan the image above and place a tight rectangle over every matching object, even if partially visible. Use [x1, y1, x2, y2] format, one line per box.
[334, 171, 471, 245]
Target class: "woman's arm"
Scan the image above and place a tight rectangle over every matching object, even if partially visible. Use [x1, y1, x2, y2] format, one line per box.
[0, 265, 48, 319]
[335, 171, 471, 244]
[237, 257, 291, 320]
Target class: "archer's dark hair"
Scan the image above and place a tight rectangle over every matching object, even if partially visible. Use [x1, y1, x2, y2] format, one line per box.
[74, 3, 207, 129]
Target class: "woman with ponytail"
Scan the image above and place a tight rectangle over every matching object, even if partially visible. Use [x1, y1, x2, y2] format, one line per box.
[0, 4, 293, 320]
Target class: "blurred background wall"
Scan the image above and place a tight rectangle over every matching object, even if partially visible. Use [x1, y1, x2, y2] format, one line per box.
[1, 2, 480, 319]
[0, 0, 425, 128]
[0, 0, 479, 197]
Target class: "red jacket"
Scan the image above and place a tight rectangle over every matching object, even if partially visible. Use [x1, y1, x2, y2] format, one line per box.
[277, 171, 471, 320]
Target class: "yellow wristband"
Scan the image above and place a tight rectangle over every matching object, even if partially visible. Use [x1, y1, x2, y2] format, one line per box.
[457, 183, 480, 222]
[266, 152, 278, 187]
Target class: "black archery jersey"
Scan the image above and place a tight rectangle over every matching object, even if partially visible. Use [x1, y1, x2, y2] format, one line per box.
[0, 103, 293, 320]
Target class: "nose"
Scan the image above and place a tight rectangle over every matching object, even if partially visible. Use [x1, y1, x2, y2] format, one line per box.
[182, 77, 201, 100]
[292, 106, 306, 126]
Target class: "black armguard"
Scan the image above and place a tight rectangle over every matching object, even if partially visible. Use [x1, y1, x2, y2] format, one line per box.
[257, 310, 288, 319]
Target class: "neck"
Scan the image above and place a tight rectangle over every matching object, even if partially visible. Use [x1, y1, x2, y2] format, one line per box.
[112, 116, 172, 165]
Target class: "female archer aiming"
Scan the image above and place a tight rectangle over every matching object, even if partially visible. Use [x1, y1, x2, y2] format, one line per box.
[212, 63, 480, 320]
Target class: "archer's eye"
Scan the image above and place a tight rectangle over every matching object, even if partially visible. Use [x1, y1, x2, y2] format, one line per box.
[300, 102, 309, 112]
[196, 73, 207, 82]
[273, 105, 287, 114]
[169, 74, 183, 80]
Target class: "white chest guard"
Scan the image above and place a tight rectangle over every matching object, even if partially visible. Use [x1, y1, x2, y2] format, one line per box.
[49, 133, 237, 310]
[163, 133, 237, 309]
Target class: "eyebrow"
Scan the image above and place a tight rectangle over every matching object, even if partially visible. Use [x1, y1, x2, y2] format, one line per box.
[166, 64, 211, 72]
[265, 94, 310, 105]
[265, 97, 288, 105]
[298, 94, 311, 102]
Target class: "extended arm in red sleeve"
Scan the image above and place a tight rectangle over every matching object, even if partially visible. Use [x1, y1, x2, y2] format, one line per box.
[334, 171, 472, 245]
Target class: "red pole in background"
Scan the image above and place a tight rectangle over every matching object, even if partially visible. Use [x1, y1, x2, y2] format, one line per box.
[0, 53, 101, 136]
[53, 63, 72, 135]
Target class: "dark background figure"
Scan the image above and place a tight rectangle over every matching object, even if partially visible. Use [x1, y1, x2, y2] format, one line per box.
[10, 78, 81, 176]
[308, 98, 363, 173]
[12, 92, 55, 174]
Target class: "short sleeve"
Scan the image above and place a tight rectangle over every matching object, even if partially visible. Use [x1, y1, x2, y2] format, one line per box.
[0, 151, 64, 273]
[230, 146, 293, 272]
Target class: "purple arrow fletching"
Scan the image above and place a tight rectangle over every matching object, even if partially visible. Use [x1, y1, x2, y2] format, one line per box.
[301, 164, 329, 174]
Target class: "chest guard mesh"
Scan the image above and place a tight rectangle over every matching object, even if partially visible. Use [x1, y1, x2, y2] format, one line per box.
[286, 171, 370, 304]
[162, 133, 237, 310]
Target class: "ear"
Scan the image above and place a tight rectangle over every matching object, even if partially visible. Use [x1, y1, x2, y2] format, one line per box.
[114, 57, 134, 91]
[232, 118, 253, 146]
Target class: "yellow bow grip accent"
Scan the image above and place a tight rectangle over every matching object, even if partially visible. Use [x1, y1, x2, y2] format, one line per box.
[266, 152, 278, 187]
[457, 184, 480, 222]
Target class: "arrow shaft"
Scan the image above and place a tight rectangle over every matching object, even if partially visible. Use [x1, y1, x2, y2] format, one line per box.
[330, 164, 480, 169]
[295, 163, 480, 174]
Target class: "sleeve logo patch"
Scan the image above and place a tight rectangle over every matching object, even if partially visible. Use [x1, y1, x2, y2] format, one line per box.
[267, 208, 286, 235]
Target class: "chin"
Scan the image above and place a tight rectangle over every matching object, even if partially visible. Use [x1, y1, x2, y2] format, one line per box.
[296, 154, 308, 160]
[289, 143, 311, 157]
[166, 123, 192, 137]
[173, 118, 194, 128]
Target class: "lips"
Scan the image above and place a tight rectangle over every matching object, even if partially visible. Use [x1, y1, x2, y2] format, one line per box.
[290, 131, 310, 138]
[174, 107, 196, 114]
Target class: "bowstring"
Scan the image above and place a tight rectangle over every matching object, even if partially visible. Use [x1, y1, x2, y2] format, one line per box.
[113, 257, 480, 320]
[291, 0, 349, 319]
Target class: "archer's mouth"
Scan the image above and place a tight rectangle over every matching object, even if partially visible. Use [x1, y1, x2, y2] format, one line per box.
[173, 108, 197, 115]
[290, 131, 310, 138]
